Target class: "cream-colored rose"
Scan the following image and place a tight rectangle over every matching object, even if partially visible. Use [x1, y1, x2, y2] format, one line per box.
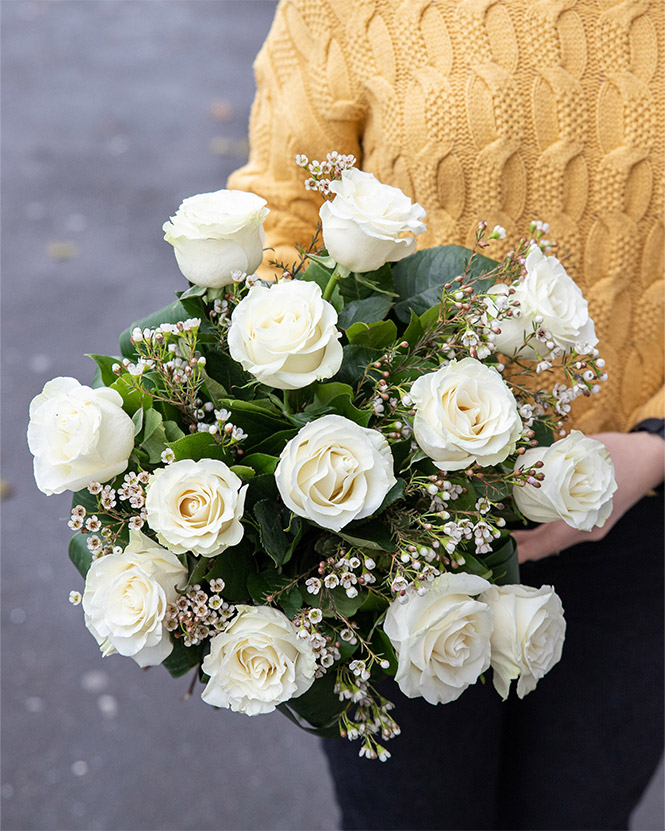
[82, 530, 187, 667]
[490, 246, 597, 359]
[227, 280, 342, 390]
[201, 605, 316, 715]
[383, 573, 493, 705]
[513, 431, 616, 531]
[410, 357, 522, 471]
[163, 189, 269, 288]
[27, 376, 134, 496]
[480, 584, 566, 699]
[275, 414, 396, 532]
[319, 168, 426, 273]
[145, 458, 247, 557]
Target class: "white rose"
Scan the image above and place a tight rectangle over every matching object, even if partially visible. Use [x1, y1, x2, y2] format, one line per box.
[490, 246, 597, 358]
[275, 414, 396, 532]
[27, 376, 134, 496]
[227, 280, 343, 390]
[410, 357, 522, 471]
[145, 458, 247, 557]
[480, 584, 566, 700]
[82, 530, 187, 667]
[201, 605, 316, 715]
[319, 168, 426, 273]
[163, 189, 269, 288]
[383, 573, 493, 705]
[513, 430, 617, 531]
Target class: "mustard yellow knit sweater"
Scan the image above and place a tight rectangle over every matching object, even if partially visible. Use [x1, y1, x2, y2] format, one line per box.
[228, 0, 664, 434]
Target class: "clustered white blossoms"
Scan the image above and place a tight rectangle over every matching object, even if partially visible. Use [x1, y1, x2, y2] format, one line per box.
[29, 153, 616, 761]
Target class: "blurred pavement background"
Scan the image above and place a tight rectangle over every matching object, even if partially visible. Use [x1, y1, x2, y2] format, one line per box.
[1, 2, 662, 830]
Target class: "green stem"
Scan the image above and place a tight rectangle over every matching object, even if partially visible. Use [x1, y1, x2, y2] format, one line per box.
[321, 263, 350, 302]
[282, 389, 293, 415]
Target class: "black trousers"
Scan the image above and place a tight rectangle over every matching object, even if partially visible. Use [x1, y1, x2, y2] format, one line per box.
[322, 493, 664, 830]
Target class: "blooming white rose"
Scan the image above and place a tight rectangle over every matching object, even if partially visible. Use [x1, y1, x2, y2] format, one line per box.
[228, 280, 343, 390]
[275, 414, 396, 532]
[27, 376, 134, 495]
[480, 584, 566, 699]
[383, 573, 493, 705]
[410, 357, 522, 471]
[145, 458, 247, 557]
[201, 605, 316, 715]
[163, 189, 269, 288]
[82, 530, 187, 667]
[513, 430, 616, 531]
[489, 246, 597, 359]
[319, 168, 426, 272]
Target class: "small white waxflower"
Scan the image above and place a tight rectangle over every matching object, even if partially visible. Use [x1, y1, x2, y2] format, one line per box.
[69, 591, 82, 605]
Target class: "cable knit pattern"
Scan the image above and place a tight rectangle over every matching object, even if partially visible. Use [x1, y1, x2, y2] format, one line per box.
[228, 0, 664, 432]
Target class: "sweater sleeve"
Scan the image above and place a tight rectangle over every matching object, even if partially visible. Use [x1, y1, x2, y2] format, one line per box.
[226, 0, 365, 278]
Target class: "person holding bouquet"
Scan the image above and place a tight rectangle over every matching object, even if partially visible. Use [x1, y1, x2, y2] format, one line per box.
[226, 1, 665, 828]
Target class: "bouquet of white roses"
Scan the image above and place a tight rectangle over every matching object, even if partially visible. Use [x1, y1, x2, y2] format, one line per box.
[28, 152, 616, 761]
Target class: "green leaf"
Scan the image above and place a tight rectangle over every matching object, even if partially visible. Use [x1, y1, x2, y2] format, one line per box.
[162, 638, 202, 678]
[163, 420, 185, 442]
[229, 464, 255, 480]
[205, 538, 256, 602]
[247, 571, 302, 618]
[277, 670, 345, 736]
[334, 344, 382, 387]
[373, 630, 398, 676]
[244, 473, 280, 509]
[482, 536, 520, 585]
[532, 418, 555, 448]
[338, 264, 394, 301]
[132, 408, 144, 437]
[110, 377, 153, 416]
[201, 370, 229, 407]
[241, 453, 279, 475]
[253, 499, 303, 567]
[248, 429, 299, 457]
[314, 586, 367, 618]
[337, 295, 393, 329]
[391, 245, 499, 322]
[140, 408, 168, 464]
[178, 284, 208, 300]
[301, 261, 343, 312]
[336, 519, 396, 551]
[167, 432, 231, 463]
[86, 354, 121, 386]
[203, 351, 253, 401]
[308, 382, 371, 427]
[345, 319, 398, 349]
[401, 309, 425, 347]
[69, 533, 93, 578]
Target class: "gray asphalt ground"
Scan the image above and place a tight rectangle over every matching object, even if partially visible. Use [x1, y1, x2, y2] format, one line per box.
[1, 2, 662, 830]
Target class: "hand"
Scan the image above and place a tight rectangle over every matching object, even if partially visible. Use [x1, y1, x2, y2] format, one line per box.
[513, 430, 665, 564]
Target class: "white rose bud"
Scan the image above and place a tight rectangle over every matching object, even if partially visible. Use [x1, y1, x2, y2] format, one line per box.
[513, 430, 617, 531]
[480, 584, 566, 700]
[383, 573, 493, 705]
[410, 357, 522, 471]
[319, 168, 426, 273]
[145, 458, 247, 557]
[275, 414, 396, 532]
[163, 189, 269, 288]
[489, 247, 597, 359]
[82, 531, 187, 667]
[201, 605, 316, 715]
[27, 377, 134, 495]
[227, 280, 342, 390]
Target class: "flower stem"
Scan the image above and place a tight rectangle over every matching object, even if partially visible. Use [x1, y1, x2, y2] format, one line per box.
[283, 389, 293, 414]
[322, 263, 350, 302]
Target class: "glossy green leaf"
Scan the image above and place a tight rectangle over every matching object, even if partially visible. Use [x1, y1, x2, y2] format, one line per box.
[69, 533, 93, 578]
[346, 319, 398, 349]
[162, 638, 202, 678]
[337, 294, 393, 329]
